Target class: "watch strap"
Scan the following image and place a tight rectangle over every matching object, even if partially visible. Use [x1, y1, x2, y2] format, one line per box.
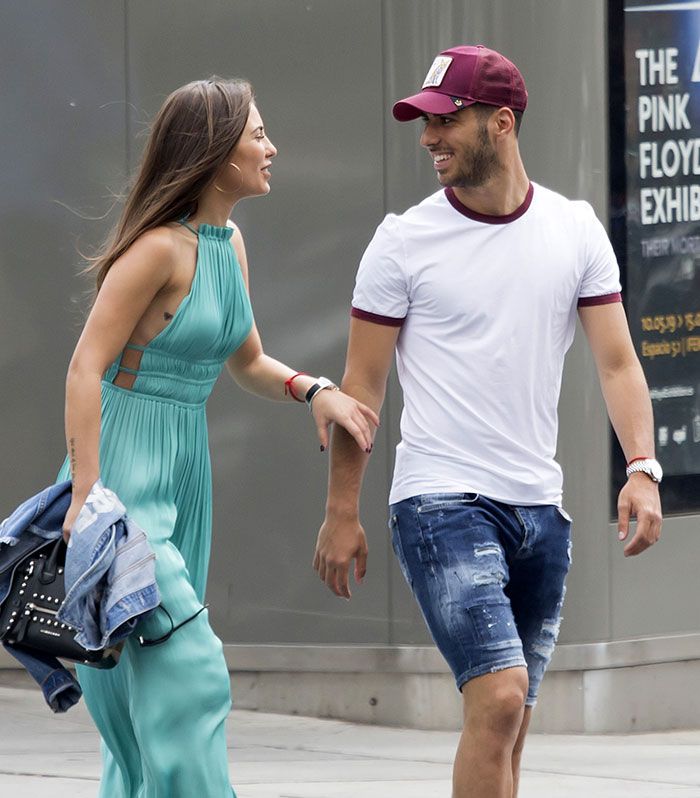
[625, 458, 662, 483]
[305, 377, 339, 411]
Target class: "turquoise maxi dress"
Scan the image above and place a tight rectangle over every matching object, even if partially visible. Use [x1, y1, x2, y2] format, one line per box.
[57, 221, 253, 797]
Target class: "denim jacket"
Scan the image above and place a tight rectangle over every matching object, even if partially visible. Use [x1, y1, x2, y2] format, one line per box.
[58, 480, 159, 649]
[2, 641, 82, 712]
[0, 479, 159, 710]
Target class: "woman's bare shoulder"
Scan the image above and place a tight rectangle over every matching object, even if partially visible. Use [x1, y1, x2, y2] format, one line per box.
[128, 225, 181, 261]
[105, 225, 181, 292]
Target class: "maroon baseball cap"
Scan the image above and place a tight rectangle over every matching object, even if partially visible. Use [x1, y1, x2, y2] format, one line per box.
[393, 45, 528, 121]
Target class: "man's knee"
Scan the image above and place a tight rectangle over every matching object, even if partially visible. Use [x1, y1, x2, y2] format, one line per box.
[483, 684, 527, 735]
[463, 668, 528, 738]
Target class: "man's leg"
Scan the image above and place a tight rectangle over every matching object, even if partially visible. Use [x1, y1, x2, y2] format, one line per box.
[453, 666, 528, 798]
[506, 504, 572, 796]
[511, 706, 532, 797]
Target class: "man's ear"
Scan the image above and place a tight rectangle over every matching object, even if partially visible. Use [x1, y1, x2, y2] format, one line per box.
[493, 107, 516, 137]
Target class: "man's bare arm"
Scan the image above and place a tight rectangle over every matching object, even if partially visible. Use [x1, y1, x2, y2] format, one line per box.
[579, 302, 662, 556]
[314, 318, 400, 597]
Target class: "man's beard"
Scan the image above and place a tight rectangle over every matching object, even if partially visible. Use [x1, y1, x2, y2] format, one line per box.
[447, 124, 500, 188]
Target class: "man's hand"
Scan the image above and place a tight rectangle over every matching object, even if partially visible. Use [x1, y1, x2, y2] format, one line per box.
[617, 473, 662, 556]
[313, 514, 368, 598]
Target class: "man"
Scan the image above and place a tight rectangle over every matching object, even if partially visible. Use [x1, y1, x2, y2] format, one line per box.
[314, 45, 662, 798]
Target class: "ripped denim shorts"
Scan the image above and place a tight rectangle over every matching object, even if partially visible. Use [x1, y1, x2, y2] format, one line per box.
[389, 492, 572, 705]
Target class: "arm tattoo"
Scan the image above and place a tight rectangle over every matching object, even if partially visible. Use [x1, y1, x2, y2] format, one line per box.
[69, 437, 77, 480]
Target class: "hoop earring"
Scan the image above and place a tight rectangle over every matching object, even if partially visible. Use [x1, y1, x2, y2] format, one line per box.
[214, 162, 242, 194]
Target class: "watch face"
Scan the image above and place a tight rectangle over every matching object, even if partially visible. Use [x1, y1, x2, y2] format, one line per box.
[650, 460, 663, 482]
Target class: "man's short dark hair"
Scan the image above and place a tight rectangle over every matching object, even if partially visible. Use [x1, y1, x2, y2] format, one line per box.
[472, 103, 524, 137]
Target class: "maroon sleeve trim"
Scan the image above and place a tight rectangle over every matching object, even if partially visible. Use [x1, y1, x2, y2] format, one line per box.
[351, 307, 406, 327]
[577, 292, 622, 308]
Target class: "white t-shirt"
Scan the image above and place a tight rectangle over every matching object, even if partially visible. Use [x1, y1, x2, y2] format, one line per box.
[351, 182, 621, 506]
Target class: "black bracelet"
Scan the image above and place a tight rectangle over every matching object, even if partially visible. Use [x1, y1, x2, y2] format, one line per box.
[304, 377, 338, 411]
[304, 383, 323, 406]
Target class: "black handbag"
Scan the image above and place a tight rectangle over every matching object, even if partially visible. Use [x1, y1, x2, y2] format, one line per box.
[0, 537, 121, 669]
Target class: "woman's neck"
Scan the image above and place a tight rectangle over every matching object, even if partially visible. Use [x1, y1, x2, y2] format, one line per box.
[190, 193, 237, 227]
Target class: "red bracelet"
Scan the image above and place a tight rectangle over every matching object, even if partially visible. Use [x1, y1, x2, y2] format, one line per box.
[284, 372, 308, 403]
[626, 456, 650, 466]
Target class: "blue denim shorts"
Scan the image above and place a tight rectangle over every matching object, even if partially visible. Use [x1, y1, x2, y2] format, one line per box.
[390, 493, 572, 705]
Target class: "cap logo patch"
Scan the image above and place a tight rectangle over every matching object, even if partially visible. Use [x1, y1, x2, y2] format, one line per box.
[422, 56, 453, 88]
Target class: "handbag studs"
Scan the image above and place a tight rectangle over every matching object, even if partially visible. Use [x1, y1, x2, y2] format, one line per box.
[1, 539, 113, 668]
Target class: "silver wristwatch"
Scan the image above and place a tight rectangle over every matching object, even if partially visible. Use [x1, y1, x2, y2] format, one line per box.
[625, 458, 663, 483]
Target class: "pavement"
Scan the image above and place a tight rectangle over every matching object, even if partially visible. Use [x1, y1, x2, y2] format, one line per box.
[0, 672, 699, 797]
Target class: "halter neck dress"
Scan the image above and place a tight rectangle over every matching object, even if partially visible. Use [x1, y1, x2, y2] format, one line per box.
[57, 221, 253, 797]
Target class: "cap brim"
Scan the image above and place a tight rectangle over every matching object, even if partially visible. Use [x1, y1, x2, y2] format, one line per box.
[392, 90, 474, 121]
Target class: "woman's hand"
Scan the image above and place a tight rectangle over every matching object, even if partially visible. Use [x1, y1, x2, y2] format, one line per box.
[310, 389, 380, 452]
[62, 494, 88, 542]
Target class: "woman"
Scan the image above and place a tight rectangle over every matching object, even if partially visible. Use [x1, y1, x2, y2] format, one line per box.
[57, 77, 378, 797]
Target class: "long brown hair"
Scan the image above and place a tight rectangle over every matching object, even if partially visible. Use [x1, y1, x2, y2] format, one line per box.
[88, 77, 253, 290]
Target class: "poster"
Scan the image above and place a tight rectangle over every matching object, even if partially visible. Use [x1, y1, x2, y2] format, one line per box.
[624, 0, 700, 477]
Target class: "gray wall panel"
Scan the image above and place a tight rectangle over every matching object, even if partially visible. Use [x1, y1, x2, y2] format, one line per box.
[0, 1, 694, 655]
[0, 2, 126, 507]
[126, 0, 389, 643]
[610, 516, 700, 639]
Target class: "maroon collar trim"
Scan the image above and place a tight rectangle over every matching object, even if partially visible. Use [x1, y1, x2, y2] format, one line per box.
[445, 183, 534, 224]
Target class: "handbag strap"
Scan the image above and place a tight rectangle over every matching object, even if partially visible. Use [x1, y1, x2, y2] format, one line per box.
[40, 538, 64, 584]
